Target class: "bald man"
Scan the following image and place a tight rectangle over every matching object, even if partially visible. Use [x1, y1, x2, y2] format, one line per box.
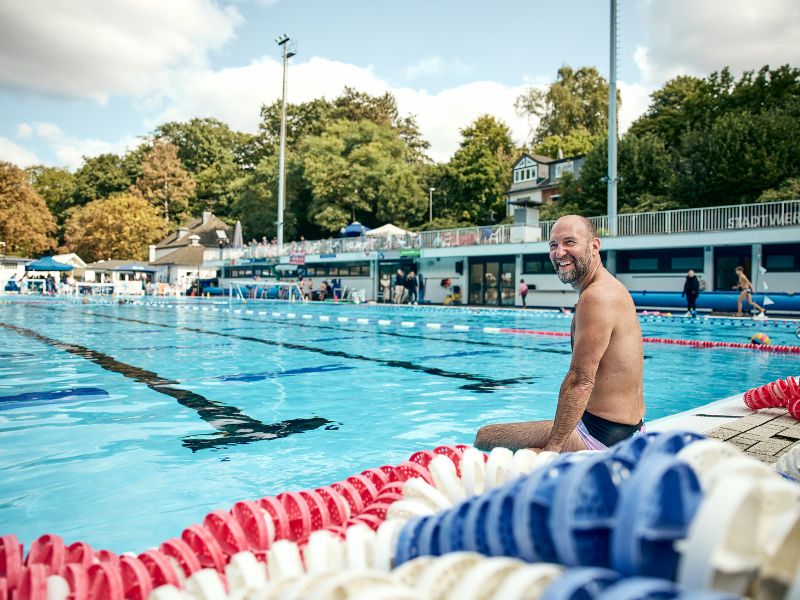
[475, 215, 645, 452]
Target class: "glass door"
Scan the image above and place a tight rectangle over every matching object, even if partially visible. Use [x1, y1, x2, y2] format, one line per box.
[500, 260, 515, 305]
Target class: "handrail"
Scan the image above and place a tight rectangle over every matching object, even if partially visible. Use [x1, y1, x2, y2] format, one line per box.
[207, 199, 799, 262]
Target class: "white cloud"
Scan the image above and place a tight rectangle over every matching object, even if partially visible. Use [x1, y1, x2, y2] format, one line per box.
[617, 80, 652, 133]
[403, 56, 472, 81]
[635, 0, 800, 84]
[16, 121, 143, 170]
[0, 0, 243, 102]
[144, 56, 532, 163]
[16, 123, 32, 138]
[0, 137, 39, 167]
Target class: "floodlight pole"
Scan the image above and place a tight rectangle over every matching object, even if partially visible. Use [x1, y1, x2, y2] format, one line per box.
[276, 35, 295, 251]
[607, 0, 618, 236]
[429, 187, 436, 222]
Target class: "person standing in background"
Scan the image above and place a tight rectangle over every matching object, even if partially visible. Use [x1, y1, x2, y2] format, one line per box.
[519, 279, 529, 308]
[393, 268, 406, 304]
[417, 270, 426, 304]
[681, 269, 700, 317]
[405, 270, 418, 304]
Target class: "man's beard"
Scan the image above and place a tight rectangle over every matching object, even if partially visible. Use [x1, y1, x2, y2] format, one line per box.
[553, 250, 593, 284]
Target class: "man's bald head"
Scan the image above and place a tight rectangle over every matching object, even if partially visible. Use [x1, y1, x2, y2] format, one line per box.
[553, 215, 597, 242]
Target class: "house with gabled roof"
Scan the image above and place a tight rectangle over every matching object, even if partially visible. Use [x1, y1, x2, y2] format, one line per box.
[506, 152, 586, 217]
[148, 211, 231, 288]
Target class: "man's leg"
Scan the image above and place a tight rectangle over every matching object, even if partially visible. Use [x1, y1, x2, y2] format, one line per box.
[474, 420, 588, 452]
[737, 291, 746, 315]
[747, 293, 765, 313]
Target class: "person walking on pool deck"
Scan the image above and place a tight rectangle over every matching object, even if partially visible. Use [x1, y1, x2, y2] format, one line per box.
[474, 215, 645, 452]
[682, 269, 700, 317]
[733, 265, 766, 318]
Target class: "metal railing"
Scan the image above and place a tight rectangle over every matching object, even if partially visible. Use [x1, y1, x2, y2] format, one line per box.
[206, 200, 799, 263]
[540, 199, 800, 239]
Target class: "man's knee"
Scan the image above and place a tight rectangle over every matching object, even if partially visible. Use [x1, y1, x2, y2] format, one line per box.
[474, 423, 499, 451]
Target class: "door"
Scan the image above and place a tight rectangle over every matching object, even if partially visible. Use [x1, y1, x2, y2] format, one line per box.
[714, 246, 750, 291]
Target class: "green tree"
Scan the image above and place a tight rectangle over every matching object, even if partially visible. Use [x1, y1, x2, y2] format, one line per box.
[674, 108, 800, 205]
[25, 165, 76, 226]
[134, 139, 196, 223]
[439, 115, 516, 224]
[155, 118, 255, 217]
[533, 129, 601, 158]
[299, 119, 425, 233]
[0, 162, 57, 256]
[758, 177, 800, 203]
[515, 66, 617, 144]
[63, 193, 168, 262]
[73, 153, 131, 205]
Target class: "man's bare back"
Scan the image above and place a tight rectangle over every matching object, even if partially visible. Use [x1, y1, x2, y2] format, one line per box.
[474, 215, 644, 452]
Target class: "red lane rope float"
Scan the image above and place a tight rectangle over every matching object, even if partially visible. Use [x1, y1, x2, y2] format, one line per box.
[498, 328, 800, 354]
[744, 376, 800, 417]
[2, 447, 444, 599]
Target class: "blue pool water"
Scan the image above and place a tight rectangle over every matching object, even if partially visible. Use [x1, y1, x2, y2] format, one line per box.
[0, 297, 798, 553]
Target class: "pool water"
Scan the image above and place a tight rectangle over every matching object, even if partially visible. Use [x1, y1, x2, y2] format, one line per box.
[0, 297, 797, 552]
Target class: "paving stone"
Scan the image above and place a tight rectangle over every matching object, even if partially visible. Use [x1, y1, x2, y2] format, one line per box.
[746, 424, 790, 439]
[777, 425, 800, 440]
[727, 437, 758, 451]
[758, 408, 790, 417]
[770, 414, 798, 428]
[730, 433, 765, 446]
[725, 415, 776, 432]
[747, 439, 794, 456]
[705, 428, 740, 441]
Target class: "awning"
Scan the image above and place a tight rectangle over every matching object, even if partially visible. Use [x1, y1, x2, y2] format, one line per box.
[25, 256, 74, 272]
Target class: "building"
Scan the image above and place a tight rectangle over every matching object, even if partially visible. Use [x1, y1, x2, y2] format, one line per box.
[149, 211, 231, 287]
[506, 153, 585, 217]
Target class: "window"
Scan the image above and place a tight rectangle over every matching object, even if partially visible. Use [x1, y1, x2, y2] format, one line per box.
[763, 243, 800, 272]
[618, 248, 703, 273]
[523, 253, 555, 274]
[554, 162, 574, 178]
[300, 262, 371, 277]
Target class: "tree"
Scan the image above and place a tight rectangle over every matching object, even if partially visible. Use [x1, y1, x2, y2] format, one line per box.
[299, 119, 425, 233]
[62, 193, 168, 262]
[0, 162, 57, 256]
[155, 118, 256, 217]
[73, 153, 131, 205]
[134, 139, 196, 223]
[758, 177, 800, 203]
[533, 129, 601, 158]
[515, 66, 617, 144]
[439, 115, 516, 224]
[25, 165, 76, 225]
[674, 108, 800, 205]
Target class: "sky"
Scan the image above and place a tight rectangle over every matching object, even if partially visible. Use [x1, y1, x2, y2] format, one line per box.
[0, 0, 798, 170]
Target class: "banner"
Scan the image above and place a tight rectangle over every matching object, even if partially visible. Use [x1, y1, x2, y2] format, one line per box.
[289, 252, 306, 265]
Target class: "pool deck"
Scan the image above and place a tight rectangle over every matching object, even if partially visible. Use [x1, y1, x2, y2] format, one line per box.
[649, 393, 800, 464]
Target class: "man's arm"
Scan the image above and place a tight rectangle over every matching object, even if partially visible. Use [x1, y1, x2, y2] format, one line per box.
[544, 292, 614, 452]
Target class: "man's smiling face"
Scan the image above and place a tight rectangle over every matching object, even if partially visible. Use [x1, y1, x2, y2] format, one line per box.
[549, 217, 599, 286]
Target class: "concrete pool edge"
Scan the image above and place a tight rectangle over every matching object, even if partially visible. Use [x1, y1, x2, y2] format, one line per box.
[648, 392, 800, 465]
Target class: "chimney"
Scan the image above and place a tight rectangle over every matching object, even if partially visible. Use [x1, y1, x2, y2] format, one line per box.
[148, 245, 156, 263]
[189, 234, 201, 247]
[202, 211, 212, 225]
[177, 227, 188, 239]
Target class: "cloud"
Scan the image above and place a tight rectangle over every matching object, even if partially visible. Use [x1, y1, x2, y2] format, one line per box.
[0, 137, 39, 167]
[15, 121, 143, 170]
[403, 56, 472, 81]
[617, 80, 652, 133]
[0, 0, 243, 102]
[144, 55, 531, 163]
[635, 0, 800, 84]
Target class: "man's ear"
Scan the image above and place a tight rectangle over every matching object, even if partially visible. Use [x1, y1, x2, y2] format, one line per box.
[592, 237, 601, 254]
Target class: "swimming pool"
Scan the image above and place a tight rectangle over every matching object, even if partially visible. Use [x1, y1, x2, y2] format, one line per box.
[1, 297, 798, 553]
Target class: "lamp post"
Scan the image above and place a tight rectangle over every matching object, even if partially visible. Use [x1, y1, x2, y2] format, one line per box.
[428, 187, 436, 222]
[276, 34, 296, 252]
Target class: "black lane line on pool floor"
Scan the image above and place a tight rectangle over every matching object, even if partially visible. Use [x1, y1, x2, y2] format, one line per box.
[67, 307, 532, 392]
[0, 321, 333, 452]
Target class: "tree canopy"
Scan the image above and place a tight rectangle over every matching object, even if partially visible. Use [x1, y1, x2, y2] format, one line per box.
[0, 162, 57, 256]
[62, 193, 168, 262]
[134, 139, 197, 223]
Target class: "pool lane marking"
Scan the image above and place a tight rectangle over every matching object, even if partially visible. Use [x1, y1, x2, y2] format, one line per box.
[165, 303, 575, 356]
[65, 308, 532, 392]
[0, 321, 334, 451]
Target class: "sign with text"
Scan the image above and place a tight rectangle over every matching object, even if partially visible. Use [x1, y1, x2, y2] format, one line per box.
[289, 252, 306, 265]
[399, 249, 421, 257]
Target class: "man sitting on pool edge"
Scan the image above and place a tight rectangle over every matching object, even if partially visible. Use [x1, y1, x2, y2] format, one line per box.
[474, 215, 645, 452]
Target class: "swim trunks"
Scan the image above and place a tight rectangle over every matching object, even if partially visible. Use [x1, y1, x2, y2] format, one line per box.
[575, 411, 644, 450]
